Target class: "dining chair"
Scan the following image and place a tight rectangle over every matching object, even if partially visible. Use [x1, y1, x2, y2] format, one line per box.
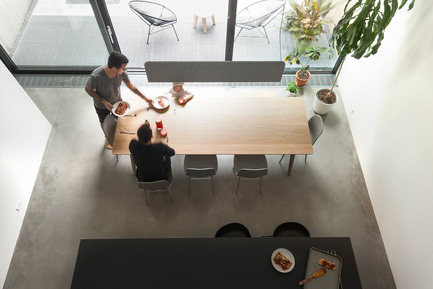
[137, 171, 173, 205]
[102, 114, 118, 163]
[184, 155, 218, 194]
[235, 0, 285, 43]
[273, 222, 310, 237]
[129, 0, 179, 44]
[233, 155, 268, 194]
[215, 223, 251, 238]
[279, 114, 324, 164]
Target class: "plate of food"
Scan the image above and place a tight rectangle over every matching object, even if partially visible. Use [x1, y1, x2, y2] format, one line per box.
[271, 248, 295, 273]
[112, 101, 130, 116]
[153, 96, 170, 110]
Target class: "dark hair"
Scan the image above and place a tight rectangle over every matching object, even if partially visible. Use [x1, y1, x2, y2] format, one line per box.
[137, 124, 152, 143]
[107, 51, 129, 69]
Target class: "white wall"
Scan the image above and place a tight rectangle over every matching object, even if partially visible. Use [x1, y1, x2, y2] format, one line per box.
[337, 0, 433, 288]
[0, 61, 51, 288]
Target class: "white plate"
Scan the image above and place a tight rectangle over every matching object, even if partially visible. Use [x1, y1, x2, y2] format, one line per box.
[271, 248, 295, 273]
[112, 101, 130, 116]
[153, 96, 170, 110]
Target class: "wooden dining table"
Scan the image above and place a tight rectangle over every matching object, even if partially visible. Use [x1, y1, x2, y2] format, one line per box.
[70, 237, 362, 289]
[112, 88, 312, 175]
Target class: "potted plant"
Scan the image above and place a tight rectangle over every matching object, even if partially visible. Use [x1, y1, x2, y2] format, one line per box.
[283, 0, 340, 52]
[313, 0, 416, 114]
[286, 81, 300, 97]
[285, 45, 328, 87]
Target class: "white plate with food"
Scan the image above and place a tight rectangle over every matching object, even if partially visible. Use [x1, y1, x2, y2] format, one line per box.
[271, 248, 295, 273]
[112, 101, 130, 116]
[153, 96, 170, 110]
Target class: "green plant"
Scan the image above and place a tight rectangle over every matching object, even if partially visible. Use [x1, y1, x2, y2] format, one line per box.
[284, 0, 342, 50]
[285, 45, 328, 72]
[322, 0, 416, 103]
[286, 81, 300, 93]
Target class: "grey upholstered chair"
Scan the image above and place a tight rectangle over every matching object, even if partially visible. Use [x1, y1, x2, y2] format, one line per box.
[233, 155, 268, 194]
[184, 155, 218, 194]
[215, 223, 251, 238]
[235, 0, 285, 43]
[138, 171, 173, 205]
[280, 114, 324, 164]
[102, 114, 118, 162]
[129, 0, 179, 44]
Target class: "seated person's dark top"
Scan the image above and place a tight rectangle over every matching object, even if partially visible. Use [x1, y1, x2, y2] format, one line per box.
[129, 140, 175, 182]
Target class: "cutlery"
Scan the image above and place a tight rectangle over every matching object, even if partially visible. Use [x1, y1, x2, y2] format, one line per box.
[299, 268, 327, 285]
[124, 114, 137, 117]
[120, 131, 135, 135]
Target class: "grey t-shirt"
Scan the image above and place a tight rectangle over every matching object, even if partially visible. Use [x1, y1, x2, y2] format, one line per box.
[87, 66, 130, 109]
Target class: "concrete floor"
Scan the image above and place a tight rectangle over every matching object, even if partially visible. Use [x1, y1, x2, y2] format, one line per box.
[4, 85, 395, 289]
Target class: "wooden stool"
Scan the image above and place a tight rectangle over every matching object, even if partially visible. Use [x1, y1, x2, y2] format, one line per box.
[193, 7, 215, 34]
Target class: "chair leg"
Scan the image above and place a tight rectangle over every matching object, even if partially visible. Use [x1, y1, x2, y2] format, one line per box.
[172, 24, 179, 41]
[235, 176, 241, 194]
[259, 176, 263, 193]
[144, 189, 149, 206]
[167, 187, 173, 203]
[263, 27, 270, 44]
[305, 154, 308, 162]
[147, 25, 151, 44]
[188, 176, 192, 194]
[235, 27, 243, 41]
[211, 175, 215, 194]
[279, 154, 285, 164]
[115, 155, 118, 164]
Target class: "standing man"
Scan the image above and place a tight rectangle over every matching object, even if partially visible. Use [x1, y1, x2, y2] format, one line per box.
[85, 51, 152, 149]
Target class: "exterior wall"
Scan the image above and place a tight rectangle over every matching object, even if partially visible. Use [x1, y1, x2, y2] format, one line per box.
[0, 0, 33, 53]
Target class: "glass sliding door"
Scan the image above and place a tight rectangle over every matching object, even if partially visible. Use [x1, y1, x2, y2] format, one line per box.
[104, 0, 229, 69]
[0, 0, 109, 70]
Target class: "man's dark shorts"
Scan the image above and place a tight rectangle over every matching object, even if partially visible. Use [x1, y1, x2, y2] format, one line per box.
[94, 106, 117, 123]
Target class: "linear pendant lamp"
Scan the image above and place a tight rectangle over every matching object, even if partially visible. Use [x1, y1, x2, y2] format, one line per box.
[144, 61, 285, 83]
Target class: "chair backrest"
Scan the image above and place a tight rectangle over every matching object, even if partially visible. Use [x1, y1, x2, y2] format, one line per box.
[273, 222, 310, 237]
[234, 155, 268, 178]
[237, 0, 285, 27]
[215, 223, 251, 238]
[308, 114, 324, 146]
[102, 114, 117, 146]
[237, 168, 268, 178]
[138, 180, 170, 191]
[129, 1, 176, 25]
[185, 168, 216, 178]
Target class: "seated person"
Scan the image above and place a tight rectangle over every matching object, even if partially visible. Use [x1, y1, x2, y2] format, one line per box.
[129, 124, 175, 182]
[168, 82, 194, 104]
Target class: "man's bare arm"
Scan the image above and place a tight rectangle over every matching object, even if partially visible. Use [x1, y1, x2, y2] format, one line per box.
[85, 85, 114, 111]
[125, 81, 152, 104]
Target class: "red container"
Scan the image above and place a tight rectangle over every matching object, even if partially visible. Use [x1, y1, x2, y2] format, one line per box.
[155, 119, 163, 130]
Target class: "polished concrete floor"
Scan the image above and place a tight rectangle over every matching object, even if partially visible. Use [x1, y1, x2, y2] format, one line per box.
[4, 85, 395, 289]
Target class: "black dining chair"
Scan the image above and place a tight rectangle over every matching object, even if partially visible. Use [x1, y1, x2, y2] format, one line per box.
[215, 223, 251, 238]
[273, 222, 310, 237]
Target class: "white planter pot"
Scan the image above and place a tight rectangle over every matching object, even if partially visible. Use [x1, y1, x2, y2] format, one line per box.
[287, 91, 298, 97]
[313, 89, 338, 114]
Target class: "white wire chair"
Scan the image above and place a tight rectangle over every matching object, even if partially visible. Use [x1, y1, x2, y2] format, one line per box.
[235, 0, 285, 43]
[129, 1, 179, 44]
